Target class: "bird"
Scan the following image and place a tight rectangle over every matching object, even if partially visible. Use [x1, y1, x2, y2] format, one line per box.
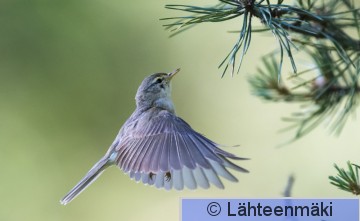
[60, 68, 248, 205]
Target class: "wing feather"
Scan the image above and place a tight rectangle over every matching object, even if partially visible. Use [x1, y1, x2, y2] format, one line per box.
[117, 109, 247, 190]
[193, 167, 210, 189]
[222, 157, 249, 173]
[140, 136, 161, 173]
[203, 167, 224, 189]
[122, 138, 144, 172]
[164, 175, 173, 190]
[155, 171, 165, 188]
[176, 134, 196, 169]
[149, 135, 165, 172]
[172, 170, 184, 190]
[182, 134, 211, 169]
[169, 134, 182, 170]
[209, 160, 238, 182]
[134, 172, 141, 182]
[188, 134, 223, 163]
[159, 134, 171, 172]
[141, 172, 149, 185]
[130, 136, 156, 172]
[182, 166, 197, 190]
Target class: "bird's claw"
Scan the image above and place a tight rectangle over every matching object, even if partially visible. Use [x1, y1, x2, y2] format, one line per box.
[165, 172, 171, 182]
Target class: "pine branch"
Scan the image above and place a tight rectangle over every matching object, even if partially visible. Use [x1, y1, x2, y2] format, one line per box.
[163, 0, 360, 77]
[164, 0, 359, 140]
[329, 162, 360, 196]
[249, 51, 360, 139]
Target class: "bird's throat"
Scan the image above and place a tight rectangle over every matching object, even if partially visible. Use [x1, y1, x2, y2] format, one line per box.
[153, 97, 175, 113]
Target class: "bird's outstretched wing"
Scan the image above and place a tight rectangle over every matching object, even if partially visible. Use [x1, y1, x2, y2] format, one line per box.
[116, 110, 248, 190]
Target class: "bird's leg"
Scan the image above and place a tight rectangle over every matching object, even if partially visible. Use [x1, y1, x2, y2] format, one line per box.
[165, 172, 171, 182]
[149, 172, 156, 180]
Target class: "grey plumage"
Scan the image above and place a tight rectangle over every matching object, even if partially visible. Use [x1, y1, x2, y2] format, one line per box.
[60, 69, 248, 205]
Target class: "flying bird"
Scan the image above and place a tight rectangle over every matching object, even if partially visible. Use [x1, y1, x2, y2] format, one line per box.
[60, 68, 248, 205]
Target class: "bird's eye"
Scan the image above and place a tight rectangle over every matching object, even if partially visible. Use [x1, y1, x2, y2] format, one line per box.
[155, 78, 163, 84]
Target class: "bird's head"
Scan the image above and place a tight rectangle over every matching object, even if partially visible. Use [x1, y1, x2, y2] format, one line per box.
[135, 68, 180, 111]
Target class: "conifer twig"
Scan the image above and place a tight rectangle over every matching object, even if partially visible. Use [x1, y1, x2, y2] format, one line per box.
[329, 162, 360, 195]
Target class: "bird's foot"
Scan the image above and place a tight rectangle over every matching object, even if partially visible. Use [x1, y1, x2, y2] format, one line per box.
[149, 172, 156, 180]
[165, 172, 171, 182]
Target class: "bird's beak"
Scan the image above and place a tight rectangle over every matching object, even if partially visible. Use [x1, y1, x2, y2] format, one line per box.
[167, 68, 181, 80]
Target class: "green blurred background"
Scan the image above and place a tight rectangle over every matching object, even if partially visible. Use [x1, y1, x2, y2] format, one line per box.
[0, 0, 359, 220]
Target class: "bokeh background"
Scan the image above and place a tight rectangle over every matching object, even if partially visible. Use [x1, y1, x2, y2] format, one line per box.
[0, 0, 359, 220]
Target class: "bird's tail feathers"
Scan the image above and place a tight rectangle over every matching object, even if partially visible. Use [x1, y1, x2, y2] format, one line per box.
[60, 157, 110, 205]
